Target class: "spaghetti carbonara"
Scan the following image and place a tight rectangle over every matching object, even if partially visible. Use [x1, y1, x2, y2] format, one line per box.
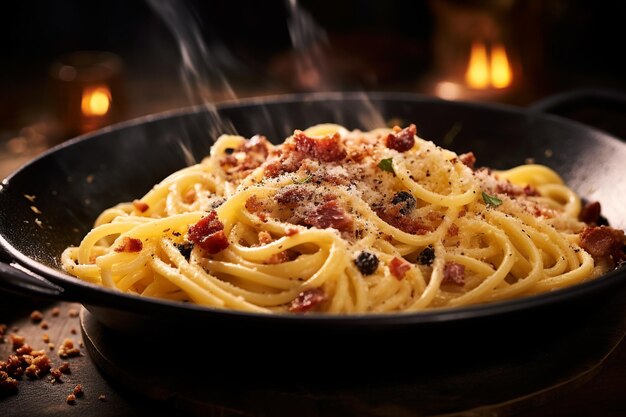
[62, 124, 625, 313]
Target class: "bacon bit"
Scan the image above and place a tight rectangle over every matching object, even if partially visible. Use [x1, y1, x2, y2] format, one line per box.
[245, 195, 264, 213]
[293, 130, 346, 162]
[377, 206, 432, 235]
[389, 257, 411, 279]
[220, 135, 271, 177]
[443, 262, 465, 285]
[580, 226, 625, 261]
[304, 200, 353, 233]
[132, 200, 149, 213]
[523, 185, 540, 196]
[384, 124, 416, 152]
[258, 231, 273, 245]
[579, 201, 602, 225]
[10, 334, 25, 350]
[30, 310, 43, 323]
[114, 237, 143, 253]
[274, 186, 314, 207]
[459, 152, 476, 169]
[187, 211, 229, 254]
[285, 227, 299, 236]
[288, 288, 327, 313]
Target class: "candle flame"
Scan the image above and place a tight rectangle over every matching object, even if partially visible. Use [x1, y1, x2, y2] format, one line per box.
[81, 86, 111, 116]
[465, 42, 513, 90]
[465, 42, 489, 89]
[490, 43, 512, 88]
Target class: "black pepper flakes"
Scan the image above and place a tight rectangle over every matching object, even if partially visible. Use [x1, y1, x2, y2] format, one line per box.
[391, 191, 416, 215]
[354, 251, 379, 275]
[418, 246, 436, 266]
[176, 243, 194, 260]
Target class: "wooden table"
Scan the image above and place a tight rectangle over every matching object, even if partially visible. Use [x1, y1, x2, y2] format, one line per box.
[1, 290, 626, 417]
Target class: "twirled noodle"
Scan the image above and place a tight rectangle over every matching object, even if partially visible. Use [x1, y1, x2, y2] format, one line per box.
[62, 123, 621, 314]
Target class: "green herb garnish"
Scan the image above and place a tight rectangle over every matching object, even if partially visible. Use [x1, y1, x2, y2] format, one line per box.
[482, 192, 502, 207]
[378, 158, 395, 174]
[294, 174, 313, 184]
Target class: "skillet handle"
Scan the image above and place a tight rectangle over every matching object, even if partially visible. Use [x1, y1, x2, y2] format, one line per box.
[0, 261, 66, 299]
[529, 89, 626, 114]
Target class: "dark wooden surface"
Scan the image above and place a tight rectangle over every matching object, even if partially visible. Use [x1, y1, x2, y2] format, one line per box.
[1, 290, 626, 417]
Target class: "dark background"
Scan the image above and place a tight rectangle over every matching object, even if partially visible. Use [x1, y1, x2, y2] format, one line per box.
[1, 0, 626, 131]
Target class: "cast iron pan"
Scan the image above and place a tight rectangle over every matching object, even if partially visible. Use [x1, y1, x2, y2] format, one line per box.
[0, 92, 625, 355]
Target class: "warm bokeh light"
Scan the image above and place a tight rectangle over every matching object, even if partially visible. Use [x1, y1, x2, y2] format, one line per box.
[490, 43, 512, 89]
[465, 42, 513, 90]
[81, 86, 111, 116]
[465, 42, 489, 89]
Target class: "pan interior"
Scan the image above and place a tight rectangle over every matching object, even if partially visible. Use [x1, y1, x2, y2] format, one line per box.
[1, 93, 625, 311]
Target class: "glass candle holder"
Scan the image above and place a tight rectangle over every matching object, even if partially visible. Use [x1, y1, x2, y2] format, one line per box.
[50, 51, 126, 138]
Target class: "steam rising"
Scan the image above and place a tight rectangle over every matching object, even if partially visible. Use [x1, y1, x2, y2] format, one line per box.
[148, 0, 386, 156]
[147, 0, 236, 157]
[286, 0, 385, 130]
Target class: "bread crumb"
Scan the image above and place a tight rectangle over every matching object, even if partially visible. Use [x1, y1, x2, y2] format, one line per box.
[50, 368, 62, 382]
[30, 310, 44, 323]
[73, 384, 83, 397]
[59, 362, 71, 374]
[48, 343, 55, 351]
[10, 334, 25, 350]
[70, 328, 77, 335]
[66, 393, 76, 404]
[42, 334, 50, 343]
[58, 339, 81, 358]
[68, 309, 79, 318]
[51, 307, 61, 317]
[40, 321, 49, 330]
[98, 394, 107, 402]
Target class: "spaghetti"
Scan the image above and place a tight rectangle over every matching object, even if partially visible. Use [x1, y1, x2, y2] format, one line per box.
[61, 124, 625, 313]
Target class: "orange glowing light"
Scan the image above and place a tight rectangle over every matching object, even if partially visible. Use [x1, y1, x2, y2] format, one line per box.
[490, 43, 512, 88]
[81, 86, 111, 116]
[465, 42, 513, 90]
[465, 42, 489, 89]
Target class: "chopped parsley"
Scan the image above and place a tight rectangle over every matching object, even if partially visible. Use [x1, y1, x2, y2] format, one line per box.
[294, 174, 313, 184]
[482, 192, 502, 208]
[378, 158, 395, 174]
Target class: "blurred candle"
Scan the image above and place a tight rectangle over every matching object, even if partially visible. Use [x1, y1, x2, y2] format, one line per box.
[50, 51, 126, 138]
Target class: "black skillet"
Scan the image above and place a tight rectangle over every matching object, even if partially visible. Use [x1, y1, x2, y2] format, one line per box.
[1, 91, 625, 357]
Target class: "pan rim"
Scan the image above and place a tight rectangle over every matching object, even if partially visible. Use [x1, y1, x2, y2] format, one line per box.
[1, 91, 625, 325]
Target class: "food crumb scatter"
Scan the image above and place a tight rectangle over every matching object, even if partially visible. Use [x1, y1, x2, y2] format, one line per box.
[30, 310, 43, 323]
[58, 338, 81, 358]
[59, 362, 71, 374]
